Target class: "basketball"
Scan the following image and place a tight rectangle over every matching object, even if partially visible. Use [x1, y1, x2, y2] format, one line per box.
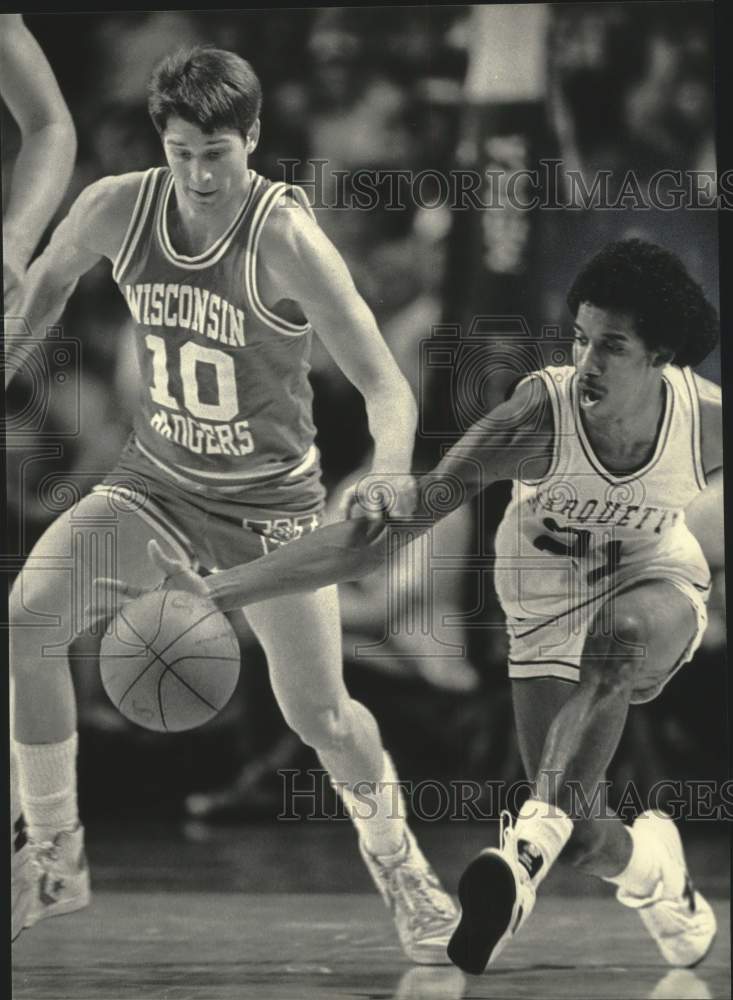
[99, 590, 241, 733]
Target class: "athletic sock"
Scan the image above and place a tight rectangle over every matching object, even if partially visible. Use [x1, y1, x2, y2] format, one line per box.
[336, 751, 407, 857]
[15, 734, 80, 842]
[604, 822, 663, 899]
[512, 798, 573, 886]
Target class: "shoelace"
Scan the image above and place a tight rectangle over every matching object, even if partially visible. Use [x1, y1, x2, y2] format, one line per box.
[498, 809, 516, 853]
[388, 871, 454, 933]
[31, 840, 60, 864]
[498, 807, 541, 891]
[29, 840, 65, 897]
[381, 847, 454, 931]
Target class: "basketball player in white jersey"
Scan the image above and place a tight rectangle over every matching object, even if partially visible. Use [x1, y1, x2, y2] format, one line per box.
[9, 47, 458, 956]
[1, 12, 77, 940]
[103, 238, 722, 971]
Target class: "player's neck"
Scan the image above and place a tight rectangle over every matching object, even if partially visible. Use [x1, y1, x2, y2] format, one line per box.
[169, 179, 251, 256]
[582, 379, 666, 457]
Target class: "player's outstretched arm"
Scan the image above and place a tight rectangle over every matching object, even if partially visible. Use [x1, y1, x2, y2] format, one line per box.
[84, 378, 554, 623]
[0, 14, 77, 280]
[207, 378, 551, 609]
[259, 199, 418, 512]
[5, 173, 142, 388]
[83, 521, 395, 628]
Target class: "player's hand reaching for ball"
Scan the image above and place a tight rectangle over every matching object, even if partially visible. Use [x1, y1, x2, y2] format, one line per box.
[81, 540, 208, 634]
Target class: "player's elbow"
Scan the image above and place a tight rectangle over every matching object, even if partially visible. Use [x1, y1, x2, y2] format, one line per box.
[22, 118, 77, 192]
[365, 365, 415, 405]
[48, 116, 77, 154]
[47, 118, 78, 182]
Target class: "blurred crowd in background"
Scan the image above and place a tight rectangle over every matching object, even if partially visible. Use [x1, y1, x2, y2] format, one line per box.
[3, 4, 725, 824]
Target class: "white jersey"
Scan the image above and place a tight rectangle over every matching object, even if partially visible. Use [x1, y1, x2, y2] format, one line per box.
[494, 365, 712, 624]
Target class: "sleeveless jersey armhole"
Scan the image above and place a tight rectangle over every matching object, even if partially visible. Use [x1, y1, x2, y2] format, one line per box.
[244, 182, 313, 337]
[514, 370, 561, 486]
[287, 183, 317, 222]
[680, 367, 707, 489]
[112, 168, 161, 284]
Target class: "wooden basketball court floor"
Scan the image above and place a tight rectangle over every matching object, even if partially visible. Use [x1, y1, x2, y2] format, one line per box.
[12, 820, 730, 1000]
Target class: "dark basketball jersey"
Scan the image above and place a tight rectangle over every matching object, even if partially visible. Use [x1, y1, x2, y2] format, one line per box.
[112, 167, 319, 493]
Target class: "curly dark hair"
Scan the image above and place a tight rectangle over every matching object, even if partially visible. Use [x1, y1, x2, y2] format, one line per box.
[566, 239, 719, 367]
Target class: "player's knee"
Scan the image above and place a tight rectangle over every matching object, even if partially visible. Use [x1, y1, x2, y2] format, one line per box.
[9, 576, 69, 653]
[587, 607, 648, 653]
[9, 578, 40, 631]
[285, 702, 352, 753]
[610, 611, 649, 652]
[583, 610, 648, 697]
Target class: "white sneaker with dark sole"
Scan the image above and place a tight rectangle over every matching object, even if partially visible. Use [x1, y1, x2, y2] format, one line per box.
[448, 811, 536, 974]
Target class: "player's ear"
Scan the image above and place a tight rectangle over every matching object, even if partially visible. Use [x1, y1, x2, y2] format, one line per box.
[246, 119, 261, 153]
[651, 347, 674, 368]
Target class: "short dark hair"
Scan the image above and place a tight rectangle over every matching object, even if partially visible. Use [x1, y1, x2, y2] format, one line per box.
[147, 46, 262, 140]
[566, 238, 719, 367]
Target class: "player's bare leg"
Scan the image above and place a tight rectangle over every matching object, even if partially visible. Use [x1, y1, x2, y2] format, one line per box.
[513, 679, 630, 874]
[10, 490, 192, 935]
[449, 580, 716, 972]
[243, 588, 458, 964]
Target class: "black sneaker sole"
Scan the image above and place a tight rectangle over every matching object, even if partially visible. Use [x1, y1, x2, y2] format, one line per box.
[447, 851, 517, 975]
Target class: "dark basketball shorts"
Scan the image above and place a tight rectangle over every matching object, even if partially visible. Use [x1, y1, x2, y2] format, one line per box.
[92, 436, 325, 573]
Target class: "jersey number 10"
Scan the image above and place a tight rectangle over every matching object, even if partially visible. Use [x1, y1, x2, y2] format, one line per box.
[145, 334, 239, 423]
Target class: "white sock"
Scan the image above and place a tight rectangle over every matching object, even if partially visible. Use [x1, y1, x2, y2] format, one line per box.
[513, 798, 573, 886]
[604, 822, 662, 899]
[336, 752, 407, 857]
[15, 734, 80, 842]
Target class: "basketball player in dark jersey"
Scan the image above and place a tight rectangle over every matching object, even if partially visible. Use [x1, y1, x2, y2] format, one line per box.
[2, 12, 77, 941]
[101, 240, 722, 974]
[9, 47, 458, 957]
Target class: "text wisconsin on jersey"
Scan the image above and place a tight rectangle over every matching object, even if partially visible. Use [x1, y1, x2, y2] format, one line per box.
[124, 283, 246, 347]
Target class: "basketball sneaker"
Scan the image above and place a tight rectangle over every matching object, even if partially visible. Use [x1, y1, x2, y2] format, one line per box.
[616, 811, 716, 967]
[448, 810, 537, 974]
[359, 825, 458, 964]
[11, 813, 34, 941]
[22, 825, 91, 931]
